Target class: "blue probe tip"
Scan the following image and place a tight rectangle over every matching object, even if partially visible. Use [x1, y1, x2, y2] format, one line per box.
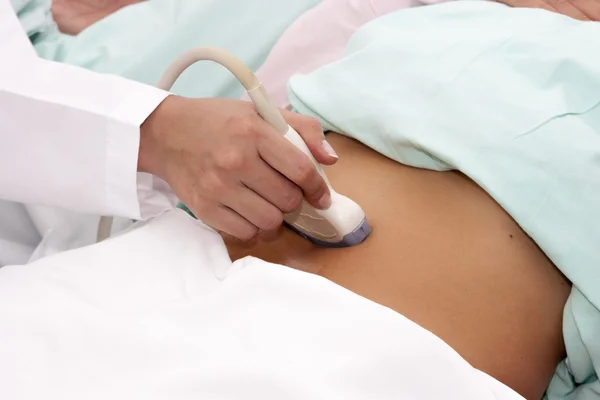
[285, 217, 372, 248]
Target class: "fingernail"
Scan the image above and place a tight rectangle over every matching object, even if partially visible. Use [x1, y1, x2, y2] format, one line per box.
[321, 139, 338, 159]
[318, 192, 332, 209]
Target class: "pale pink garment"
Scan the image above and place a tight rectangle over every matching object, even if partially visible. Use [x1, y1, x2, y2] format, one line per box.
[244, 0, 448, 109]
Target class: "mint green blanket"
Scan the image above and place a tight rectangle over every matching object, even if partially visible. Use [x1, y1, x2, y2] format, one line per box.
[288, 3, 600, 399]
[34, 0, 321, 99]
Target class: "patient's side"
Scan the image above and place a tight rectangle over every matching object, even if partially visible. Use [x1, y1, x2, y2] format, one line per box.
[225, 133, 570, 400]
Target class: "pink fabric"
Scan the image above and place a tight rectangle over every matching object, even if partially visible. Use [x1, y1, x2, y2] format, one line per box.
[245, 0, 447, 109]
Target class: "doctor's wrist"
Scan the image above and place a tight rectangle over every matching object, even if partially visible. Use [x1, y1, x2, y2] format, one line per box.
[138, 94, 180, 177]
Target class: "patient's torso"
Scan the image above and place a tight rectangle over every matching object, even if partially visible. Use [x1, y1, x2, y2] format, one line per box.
[226, 133, 569, 399]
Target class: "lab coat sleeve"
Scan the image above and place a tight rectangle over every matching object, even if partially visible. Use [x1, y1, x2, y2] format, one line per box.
[0, 1, 177, 220]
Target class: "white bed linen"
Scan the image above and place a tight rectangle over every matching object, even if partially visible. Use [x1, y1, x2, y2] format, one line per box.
[0, 210, 523, 399]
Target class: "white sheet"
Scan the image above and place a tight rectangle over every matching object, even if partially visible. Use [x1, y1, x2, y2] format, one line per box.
[0, 210, 522, 399]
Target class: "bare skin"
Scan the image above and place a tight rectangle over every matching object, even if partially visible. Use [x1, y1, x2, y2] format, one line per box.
[51, 0, 144, 35]
[226, 133, 571, 400]
[495, 0, 600, 21]
[50, 0, 600, 36]
[50, 0, 600, 37]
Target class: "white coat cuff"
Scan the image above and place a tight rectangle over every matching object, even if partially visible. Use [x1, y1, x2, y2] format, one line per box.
[107, 85, 178, 220]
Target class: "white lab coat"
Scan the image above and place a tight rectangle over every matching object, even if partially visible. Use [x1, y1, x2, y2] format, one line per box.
[0, 0, 177, 266]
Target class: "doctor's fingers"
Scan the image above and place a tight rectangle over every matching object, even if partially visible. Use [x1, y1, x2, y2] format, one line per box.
[223, 185, 285, 234]
[242, 161, 303, 214]
[192, 171, 285, 238]
[180, 176, 258, 241]
[193, 204, 258, 242]
[257, 129, 331, 211]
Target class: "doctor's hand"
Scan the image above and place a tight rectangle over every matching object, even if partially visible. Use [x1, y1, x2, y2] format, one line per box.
[138, 96, 339, 241]
[495, 0, 600, 20]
